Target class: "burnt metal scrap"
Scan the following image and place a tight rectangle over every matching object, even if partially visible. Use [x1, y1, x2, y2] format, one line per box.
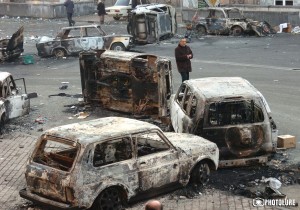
[20, 117, 219, 209]
[0, 26, 24, 62]
[79, 50, 173, 121]
[127, 4, 177, 44]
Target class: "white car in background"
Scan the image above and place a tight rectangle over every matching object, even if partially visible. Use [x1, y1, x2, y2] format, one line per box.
[105, 0, 148, 20]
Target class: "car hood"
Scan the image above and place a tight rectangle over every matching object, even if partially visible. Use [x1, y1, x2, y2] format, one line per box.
[106, 5, 130, 10]
[37, 36, 55, 44]
[104, 34, 132, 38]
[164, 132, 217, 155]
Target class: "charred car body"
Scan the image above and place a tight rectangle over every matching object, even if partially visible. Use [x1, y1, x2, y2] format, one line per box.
[36, 25, 134, 58]
[79, 50, 173, 121]
[20, 117, 219, 209]
[0, 26, 24, 62]
[170, 77, 278, 167]
[192, 7, 275, 37]
[0, 72, 37, 128]
[127, 4, 177, 44]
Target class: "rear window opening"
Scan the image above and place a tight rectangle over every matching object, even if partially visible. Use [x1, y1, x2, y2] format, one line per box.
[33, 136, 79, 171]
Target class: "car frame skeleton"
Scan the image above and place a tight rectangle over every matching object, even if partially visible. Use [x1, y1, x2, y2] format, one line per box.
[127, 4, 177, 44]
[79, 50, 173, 121]
[20, 117, 219, 210]
[36, 25, 134, 58]
[191, 7, 275, 37]
[170, 77, 278, 167]
[0, 26, 24, 62]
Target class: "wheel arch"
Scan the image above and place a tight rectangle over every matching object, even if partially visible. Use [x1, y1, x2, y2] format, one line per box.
[88, 184, 129, 209]
[189, 157, 217, 176]
[110, 42, 126, 51]
[51, 47, 68, 57]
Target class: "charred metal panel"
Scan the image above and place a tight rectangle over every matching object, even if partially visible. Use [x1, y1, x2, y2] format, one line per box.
[0, 26, 24, 62]
[79, 50, 173, 119]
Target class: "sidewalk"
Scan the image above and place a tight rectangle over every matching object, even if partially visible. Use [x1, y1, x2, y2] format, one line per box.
[0, 132, 298, 210]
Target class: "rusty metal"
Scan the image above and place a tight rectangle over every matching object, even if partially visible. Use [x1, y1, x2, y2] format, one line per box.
[0, 26, 24, 62]
[20, 117, 219, 209]
[79, 50, 173, 120]
[170, 77, 278, 167]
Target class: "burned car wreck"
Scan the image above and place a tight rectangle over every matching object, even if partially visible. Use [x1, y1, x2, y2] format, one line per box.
[170, 77, 278, 167]
[127, 4, 177, 44]
[0, 71, 37, 128]
[36, 25, 134, 58]
[0, 26, 24, 62]
[20, 117, 219, 210]
[191, 7, 275, 37]
[79, 50, 173, 121]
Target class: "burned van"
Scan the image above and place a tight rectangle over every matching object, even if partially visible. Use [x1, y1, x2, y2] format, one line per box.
[170, 77, 278, 167]
[79, 50, 173, 121]
[127, 4, 177, 44]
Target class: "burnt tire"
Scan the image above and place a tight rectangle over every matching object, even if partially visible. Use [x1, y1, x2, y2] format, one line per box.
[0, 114, 6, 134]
[191, 162, 210, 185]
[110, 43, 126, 51]
[231, 26, 244, 36]
[113, 16, 121, 21]
[92, 188, 124, 210]
[196, 25, 207, 37]
[53, 48, 66, 58]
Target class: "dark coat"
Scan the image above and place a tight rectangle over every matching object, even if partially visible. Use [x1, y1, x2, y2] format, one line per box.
[175, 44, 193, 73]
[97, 2, 106, 16]
[64, 0, 74, 14]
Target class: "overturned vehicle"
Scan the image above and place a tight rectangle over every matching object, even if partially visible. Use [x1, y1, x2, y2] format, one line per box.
[127, 4, 177, 44]
[190, 7, 275, 37]
[79, 50, 173, 121]
[0, 26, 24, 62]
[170, 77, 278, 167]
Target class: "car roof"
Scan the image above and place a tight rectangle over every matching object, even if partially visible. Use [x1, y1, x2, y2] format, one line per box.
[185, 77, 261, 99]
[44, 117, 159, 145]
[0, 72, 12, 83]
[60, 25, 102, 30]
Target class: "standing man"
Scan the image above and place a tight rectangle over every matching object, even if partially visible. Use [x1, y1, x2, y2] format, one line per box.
[97, 0, 106, 24]
[175, 38, 193, 83]
[64, 0, 75, 26]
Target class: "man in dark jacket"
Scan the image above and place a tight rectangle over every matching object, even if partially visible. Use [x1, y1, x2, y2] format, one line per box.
[97, 0, 106, 24]
[175, 38, 193, 82]
[64, 0, 75, 26]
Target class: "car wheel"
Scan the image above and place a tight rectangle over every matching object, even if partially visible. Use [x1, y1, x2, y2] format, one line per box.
[92, 188, 124, 210]
[111, 43, 126, 51]
[196, 25, 207, 37]
[0, 114, 6, 134]
[53, 49, 66, 58]
[231, 26, 244, 36]
[191, 162, 210, 185]
[113, 16, 121, 21]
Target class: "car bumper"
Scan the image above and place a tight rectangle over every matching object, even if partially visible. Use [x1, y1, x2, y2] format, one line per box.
[19, 189, 81, 210]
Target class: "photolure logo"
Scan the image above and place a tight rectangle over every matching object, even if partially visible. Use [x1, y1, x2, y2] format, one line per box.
[253, 198, 297, 207]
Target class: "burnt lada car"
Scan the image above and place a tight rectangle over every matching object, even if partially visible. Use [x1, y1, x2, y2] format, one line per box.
[36, 25, 134, 58]
[127, 4, 177, 44]
[79, 50, 173, 121]
[191, 7, 275, 37]
[170, 77, 278, 167]
[0, 26, 24, 62]
[19, 117, 219, 210]
[0, 71, 37, 128]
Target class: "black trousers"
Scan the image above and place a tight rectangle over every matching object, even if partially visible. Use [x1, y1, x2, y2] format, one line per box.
[180, 72, 189, 83]
[67, 12, 75, 26]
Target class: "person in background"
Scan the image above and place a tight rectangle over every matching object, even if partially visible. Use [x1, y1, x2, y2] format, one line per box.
[145, 200, 163, 210]
[175, 38, 193, 83]
[97, 0, 106, 24]
[64, 0, 75, 26]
